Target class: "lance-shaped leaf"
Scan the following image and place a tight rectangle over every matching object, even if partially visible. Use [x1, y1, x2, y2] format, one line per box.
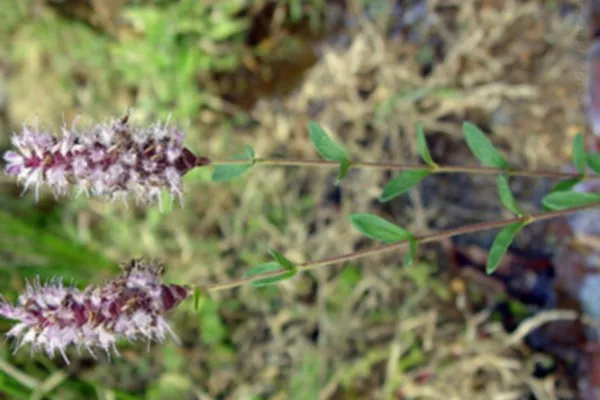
[543, 178, 583, 211]
[588, 152, 600, 174]
[212, 145, 256, 182]
[549, 178, 582, 194]
[268, 250, 297, 272]
[463, 122, 509, 169]
[336, 158, 352, 185]
[497, 175, 524, 216]
[308, 121, 351, 184]
[243, 262, 296, 287]
[487, 221, 526, 274]
[308, 121, 348, 161]
[572, 133, 586, 174]
[542, 191, 600, 211]
[416, 122, 437, 168]
[379, 169, 430, 202]
[350, 213, 413, 243]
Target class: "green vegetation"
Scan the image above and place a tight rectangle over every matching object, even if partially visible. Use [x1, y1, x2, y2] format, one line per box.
[0, 1, 589, 398]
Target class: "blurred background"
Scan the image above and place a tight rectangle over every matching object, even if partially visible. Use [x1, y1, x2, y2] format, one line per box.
[0, 0, 594, 399]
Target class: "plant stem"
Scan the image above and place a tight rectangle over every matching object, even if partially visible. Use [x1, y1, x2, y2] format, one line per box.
[210, 158, 587, 180]
[203, 204, 597, 293]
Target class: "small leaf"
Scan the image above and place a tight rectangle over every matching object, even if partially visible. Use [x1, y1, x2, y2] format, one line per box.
[243, 262, 296, 287]
[572, 133, 586, 174]
[542, 191, 600, 211]
[463, 122, 509, 169]
[350, 213, 412, 243]
[211, 146, 256, 182]
[487, 221, 526, 274]
[336, 158, 352, 185]
[268, 250, 296, 272]
[549, 178, 581, 194]
[403, 237, 418, 267]
[543, 178, 582, 211]
[212, 164, 253, 182]
[379, 170, 430, 202]
[308, 121, 348, 161]
[497, 175, 524, 216]
[416, 122, 437, 167]
[193, 287, 203, 312]
[587, 152, 600, 174]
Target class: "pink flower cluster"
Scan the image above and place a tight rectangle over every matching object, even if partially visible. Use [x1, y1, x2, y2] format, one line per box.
[0, 259, 188, 363]
[3, 116, 206, 206]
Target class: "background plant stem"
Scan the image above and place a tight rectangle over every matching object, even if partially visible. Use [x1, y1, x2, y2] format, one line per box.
[202, 204, 596, 292]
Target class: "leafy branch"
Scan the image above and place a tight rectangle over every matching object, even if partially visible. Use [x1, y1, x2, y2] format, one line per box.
[209, 121, 593, 184]
[210, 157, 584, 180]
[189, 120, 600, 302]
[3, 114, 599, 360]
[197, 201, 599, 293]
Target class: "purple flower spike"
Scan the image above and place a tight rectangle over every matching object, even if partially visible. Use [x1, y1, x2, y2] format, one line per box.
[3, 116, 208, 207]
[0, 259, 188, 363]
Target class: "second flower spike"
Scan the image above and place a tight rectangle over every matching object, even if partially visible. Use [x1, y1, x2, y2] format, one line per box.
[0, 258, 188, 362]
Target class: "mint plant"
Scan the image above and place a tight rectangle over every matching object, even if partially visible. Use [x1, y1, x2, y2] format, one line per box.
[1, 115, 598, 360]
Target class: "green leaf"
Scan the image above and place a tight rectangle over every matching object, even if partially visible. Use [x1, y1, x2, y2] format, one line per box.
[403, 237, 418, 267]
[193, 287, 203, 312]
[268, 250, 296, 272]
[379, 170, 430, 202]
[350, 213, 412, 243]
[336, 158, 352, 185]
[211, 146, 255, 182]
[543, 178, 582, 211]
[497, 175, 524, 216]
[212, 164, 253, 182]
[463, 122, 509, 169]
[308, 121, 348, 161]
[243, 262, 296, 287]
[542, 191, 600, 210]
[416, 122, 437, 167]
[572, 133, 586, 174]
[549, 178, 581, 194]
[487, 221, 526, 274]
[587, 152, 600, 174]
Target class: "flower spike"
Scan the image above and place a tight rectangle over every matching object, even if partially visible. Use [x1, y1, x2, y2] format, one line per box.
[0, 259, 188, 362]
[3, 115, 209, 206]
